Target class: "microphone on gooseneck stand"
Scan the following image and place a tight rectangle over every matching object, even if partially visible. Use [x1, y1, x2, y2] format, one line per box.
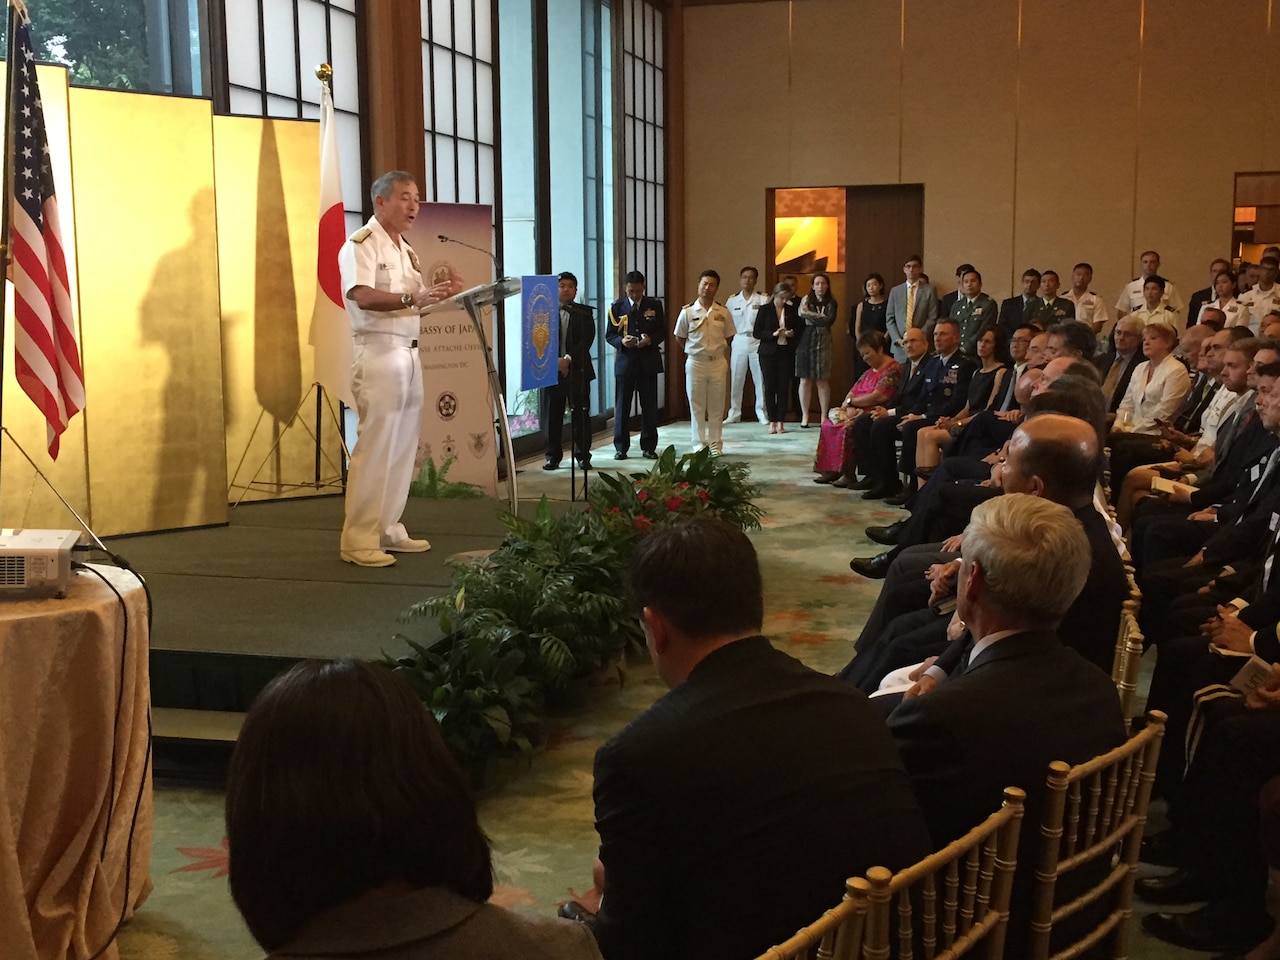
[437, 234, 504, 280]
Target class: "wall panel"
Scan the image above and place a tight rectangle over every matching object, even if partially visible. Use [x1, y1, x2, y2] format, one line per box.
[69, 89, 227, 535]
[213, 115, 343, 503]
[1013, 0, 1139, 302]
[1136, 0, 1272, 293]
[679, 0, 1280, 318]
[683, 1, 790, 287]
[900, 0, 1019, 294]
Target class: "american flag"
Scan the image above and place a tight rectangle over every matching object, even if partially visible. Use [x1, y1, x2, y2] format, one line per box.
[10, 16, 83, 458]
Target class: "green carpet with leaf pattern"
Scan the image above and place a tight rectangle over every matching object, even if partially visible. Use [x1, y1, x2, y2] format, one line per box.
[118, 420, 1185, 960]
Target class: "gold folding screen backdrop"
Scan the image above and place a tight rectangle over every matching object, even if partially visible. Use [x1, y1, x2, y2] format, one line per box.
[0, 76, 328, 535]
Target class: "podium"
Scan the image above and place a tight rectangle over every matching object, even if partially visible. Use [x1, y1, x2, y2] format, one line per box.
[424, 278, 522, 511]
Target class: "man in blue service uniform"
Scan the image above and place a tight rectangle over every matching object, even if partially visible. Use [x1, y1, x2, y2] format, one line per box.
[336, 170, 460, 568]
[607, 270, 666, 459]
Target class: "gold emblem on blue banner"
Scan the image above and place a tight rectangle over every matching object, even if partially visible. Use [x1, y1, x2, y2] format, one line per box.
[521, 277, 561, 390]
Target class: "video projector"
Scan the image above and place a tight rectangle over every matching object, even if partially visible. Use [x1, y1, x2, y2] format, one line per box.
[0, 529, 80, 597]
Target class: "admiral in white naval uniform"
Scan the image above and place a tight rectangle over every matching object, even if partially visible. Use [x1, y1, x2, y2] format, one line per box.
[337, 170, 460, 567]
[674, 270, 735, 454]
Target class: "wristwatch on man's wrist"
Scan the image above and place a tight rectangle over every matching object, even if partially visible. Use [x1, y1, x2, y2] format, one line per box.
[401, 293, 413, 307]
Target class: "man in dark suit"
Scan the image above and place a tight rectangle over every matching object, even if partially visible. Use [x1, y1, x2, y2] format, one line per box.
[1092, 315, 1144, 413]
[584, 520, 930, 960]
[887, 493, 1127, 957]
[606, 270, 665, 460]
[997, 268, 1041, 338]
[845, 413, 1127, 691]
[542, 271, 596, 470]
[1186, 257, 1232, 327]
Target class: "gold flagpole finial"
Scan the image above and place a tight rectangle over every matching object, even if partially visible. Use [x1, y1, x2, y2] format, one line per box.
[315, 63, 332, 84]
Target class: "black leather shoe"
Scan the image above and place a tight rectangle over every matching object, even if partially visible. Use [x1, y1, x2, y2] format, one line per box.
[866, 521, 907, 546]
[641, 450, 658, 459]
[615, 450, 628, 460]
[542, 461, 560, 471]
[848, 475, 874, 490]
[861, 484, 889, 500]
[1140, 828, 1180, 867]
[883, 489, 913, 507]
[850, 552, 893, 579]
[1142, 901, 1272, 953]
[557, 900, 598, 928]
[1135, 868, 1212, 905]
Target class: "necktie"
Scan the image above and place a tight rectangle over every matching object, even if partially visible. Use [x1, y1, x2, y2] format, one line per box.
[997, 365, 1020, 412]
[905, 283, 916, 327]
[1101, 355, 1126, 409]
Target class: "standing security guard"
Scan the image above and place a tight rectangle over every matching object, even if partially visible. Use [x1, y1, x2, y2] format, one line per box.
[337, 170, 460, 567]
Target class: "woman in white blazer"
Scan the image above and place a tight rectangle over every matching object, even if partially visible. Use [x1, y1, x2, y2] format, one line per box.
[1114, 320, 1191, 435]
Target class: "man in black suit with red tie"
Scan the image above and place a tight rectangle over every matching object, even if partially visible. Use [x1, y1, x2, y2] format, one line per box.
[606, 270, 665, 460]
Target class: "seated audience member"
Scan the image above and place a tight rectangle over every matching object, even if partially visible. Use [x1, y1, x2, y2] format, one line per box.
[812, 330, 900, 485]
[855, 320, 972, 501]
[1116, 330, 1253, 530]
[584, 519, 929, 960]
[886, 494, 1127, 957]
[1263, 311, 1280, 341]
[844, 408, 1125, 696]
[1042, 319, 1098, 362]
[1139, 673, 1280, 954]
[912, 326, 1010, 475]
[849, 370, 1104, 578]
[1107, 320, 1193, 486]
[841, 327, 931, 489]
[224, 658, 603, 959]
[1094, 315, 1145, 414]
[1127, 339, 1278, 556]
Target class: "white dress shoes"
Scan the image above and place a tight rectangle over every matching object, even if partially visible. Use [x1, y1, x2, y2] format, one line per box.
[341, 548, 396, 567]
[384, 537, 431, 553]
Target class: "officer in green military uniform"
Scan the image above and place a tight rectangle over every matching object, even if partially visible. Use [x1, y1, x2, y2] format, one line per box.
[949, 268, 998, 355]
[1026, 269, 1076, 327]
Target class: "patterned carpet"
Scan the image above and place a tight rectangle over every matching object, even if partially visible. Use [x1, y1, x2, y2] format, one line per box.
[118, 420, 1192, 959]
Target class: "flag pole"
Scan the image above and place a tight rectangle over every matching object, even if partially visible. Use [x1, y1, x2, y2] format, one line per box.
[314, 63, 332, 487]
[0, 0, 27, 475]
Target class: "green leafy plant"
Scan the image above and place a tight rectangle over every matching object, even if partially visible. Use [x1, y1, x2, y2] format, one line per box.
[408, 455, 486, 499]
[389, 450, 762, 771]
[587, 445, 764, 546]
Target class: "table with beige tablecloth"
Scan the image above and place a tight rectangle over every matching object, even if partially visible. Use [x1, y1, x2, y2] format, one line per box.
[0, 563, 153, 960]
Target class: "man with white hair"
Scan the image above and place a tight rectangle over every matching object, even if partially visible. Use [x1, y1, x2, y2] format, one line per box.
[888, 493, 1127, 956]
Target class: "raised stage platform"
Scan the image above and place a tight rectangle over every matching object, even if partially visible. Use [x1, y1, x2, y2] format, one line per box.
[105, 493, 554, 718]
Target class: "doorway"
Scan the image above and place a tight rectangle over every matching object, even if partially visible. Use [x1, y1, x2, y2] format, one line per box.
[766, 184, 925, 406]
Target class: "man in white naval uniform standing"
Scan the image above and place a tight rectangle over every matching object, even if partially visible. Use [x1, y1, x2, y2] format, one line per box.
[337, 170, 460, 567]
[723, 266, 768, 424]
[674, 269, 735, 454]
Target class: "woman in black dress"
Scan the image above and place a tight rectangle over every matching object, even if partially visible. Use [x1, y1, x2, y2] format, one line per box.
[851, 273, 888, 379]
[753, 282, 803, 433]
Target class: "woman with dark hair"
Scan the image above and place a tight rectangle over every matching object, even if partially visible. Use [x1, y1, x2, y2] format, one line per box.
[813, 330, 900, 485]
[794, 273, 838, 428]
[910, 325, 1010, 475]
[753, 281, 803, 433]
[851, 273, 888, 378]
[225, 658, 602, 960]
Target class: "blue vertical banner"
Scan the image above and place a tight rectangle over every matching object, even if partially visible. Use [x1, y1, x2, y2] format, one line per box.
[521, 275, 561, 390]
